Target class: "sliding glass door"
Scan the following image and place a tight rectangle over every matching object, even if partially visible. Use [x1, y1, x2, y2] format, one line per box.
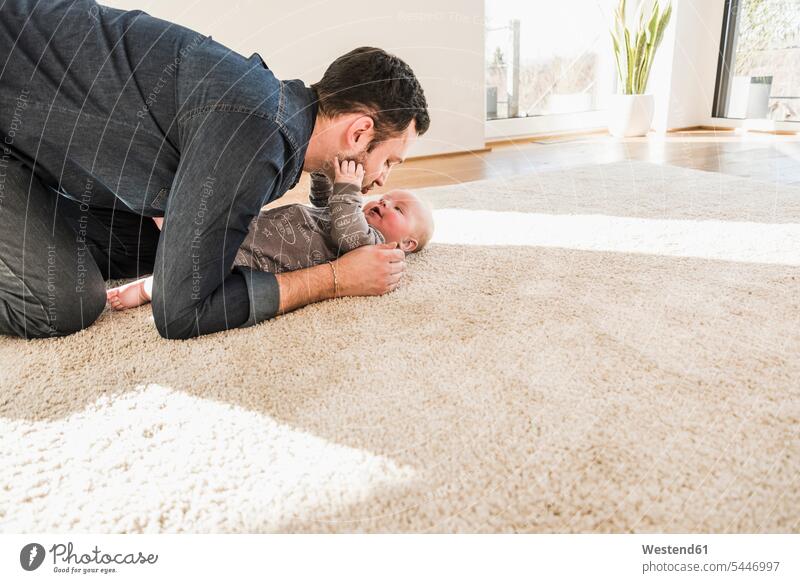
[714, 0, 800, 122]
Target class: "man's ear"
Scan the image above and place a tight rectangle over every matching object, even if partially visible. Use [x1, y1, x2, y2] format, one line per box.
[400, 238, 417, 253]
[347, 115, 375, 148]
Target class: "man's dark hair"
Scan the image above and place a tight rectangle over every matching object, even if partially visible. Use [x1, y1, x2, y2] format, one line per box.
[311, 47, 430, 145]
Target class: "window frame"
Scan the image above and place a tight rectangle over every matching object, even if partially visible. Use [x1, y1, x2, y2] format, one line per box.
[711, 0, 799, 125]
[483, 2, 618, 139]
[711, 0, 740, 118]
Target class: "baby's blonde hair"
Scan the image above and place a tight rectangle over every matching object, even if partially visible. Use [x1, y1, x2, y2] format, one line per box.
[411, 198, 434, 253]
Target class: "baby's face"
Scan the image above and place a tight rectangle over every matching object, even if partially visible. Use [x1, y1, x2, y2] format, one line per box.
[363, 190, 423, 247]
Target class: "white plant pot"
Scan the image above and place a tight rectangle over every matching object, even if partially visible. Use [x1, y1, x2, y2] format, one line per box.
[608, 94, 654, 137]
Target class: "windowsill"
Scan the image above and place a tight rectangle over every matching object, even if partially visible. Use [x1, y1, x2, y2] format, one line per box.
[705, 117, 799, 133]
[485, 110, 609, 140]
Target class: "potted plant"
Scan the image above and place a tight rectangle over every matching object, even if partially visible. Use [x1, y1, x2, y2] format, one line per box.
[609, 0, 672, 137]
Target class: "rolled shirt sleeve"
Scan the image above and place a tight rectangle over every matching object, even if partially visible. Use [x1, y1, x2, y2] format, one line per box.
[234, 267, 281, 328]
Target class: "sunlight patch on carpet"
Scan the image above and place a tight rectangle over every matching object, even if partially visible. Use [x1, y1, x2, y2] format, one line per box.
[0, 384, 416, 532]
[432, 209, 800, 265]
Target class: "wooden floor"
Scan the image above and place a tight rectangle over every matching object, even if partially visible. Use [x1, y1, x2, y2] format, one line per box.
[270, 129, 800, 209]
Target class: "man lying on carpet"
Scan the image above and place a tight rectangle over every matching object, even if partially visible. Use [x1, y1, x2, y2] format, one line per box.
[106, 158, 434, 310]
[0, 0, 430, 340]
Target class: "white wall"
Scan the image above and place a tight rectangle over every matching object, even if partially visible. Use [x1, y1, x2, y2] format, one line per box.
[103, 0, 486, 158]
[669, 0, 726, 129]
[650, 0, 726, 131]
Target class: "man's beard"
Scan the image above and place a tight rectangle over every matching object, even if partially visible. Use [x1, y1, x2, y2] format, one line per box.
[327, 147, 372, 191]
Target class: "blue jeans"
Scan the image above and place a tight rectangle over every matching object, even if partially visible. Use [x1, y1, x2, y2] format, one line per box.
[0, 153, 161, 338]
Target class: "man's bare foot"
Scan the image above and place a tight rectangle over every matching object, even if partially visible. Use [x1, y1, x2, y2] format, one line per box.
[106, 278, 150, 310]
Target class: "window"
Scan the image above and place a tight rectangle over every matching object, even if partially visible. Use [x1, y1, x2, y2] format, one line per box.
[714, 0, 800, 122]
[485, 0, 617, 127]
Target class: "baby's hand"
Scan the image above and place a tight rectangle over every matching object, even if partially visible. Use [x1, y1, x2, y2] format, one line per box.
[333, 156, 365, 187]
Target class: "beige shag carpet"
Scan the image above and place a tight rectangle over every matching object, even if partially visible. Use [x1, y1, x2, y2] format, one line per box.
[1, 161, 799, 533]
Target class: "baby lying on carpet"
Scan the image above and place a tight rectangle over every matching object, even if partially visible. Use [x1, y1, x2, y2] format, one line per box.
[106, 158, 435, 309]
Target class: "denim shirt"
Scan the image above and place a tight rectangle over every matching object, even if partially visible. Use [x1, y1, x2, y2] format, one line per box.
[0, 0, 318, 337]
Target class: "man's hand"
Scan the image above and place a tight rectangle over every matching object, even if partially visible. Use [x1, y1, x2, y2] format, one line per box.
[333, 156, 365, 188]
[275, 242, 405, 315]
[334, 242, 405, 296]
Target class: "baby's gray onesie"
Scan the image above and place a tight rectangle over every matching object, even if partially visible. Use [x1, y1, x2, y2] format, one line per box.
[234, 173, 386, 273]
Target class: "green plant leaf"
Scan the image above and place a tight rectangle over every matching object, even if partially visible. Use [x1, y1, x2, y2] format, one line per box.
[611, 29, 625, 86]
[646, 3, 660, 44]
[640, 1, 672, 93]
[633, 31, 647, 93]
[656, 2, 672, 48]
[624, 28, 633, 93]
[609, 0, 672, 94]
